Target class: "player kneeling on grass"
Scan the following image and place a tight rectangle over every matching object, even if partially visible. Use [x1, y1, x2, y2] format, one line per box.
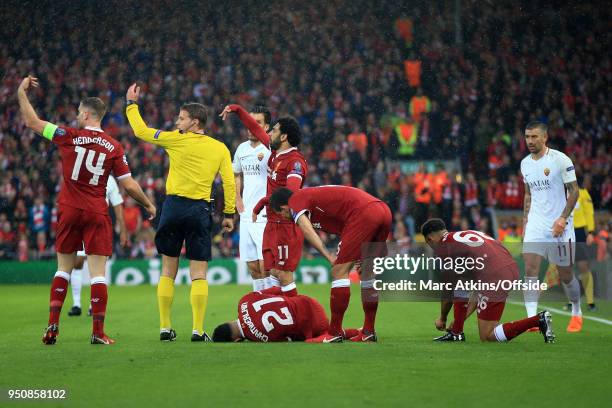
[212, 288, 358, 342]
[421, 218, 555, 343]
[267, 186, 392, 343]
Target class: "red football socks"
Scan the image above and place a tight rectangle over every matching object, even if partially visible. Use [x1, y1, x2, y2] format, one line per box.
[281, 282, 298, 297]
[360, 280, 379, 333]
[329, 281, 351, 336]
[451, 299, 468, 333]
[48, 271, 70, 325]
[502, 315, 540, 340]
[90, 278, 108, 336]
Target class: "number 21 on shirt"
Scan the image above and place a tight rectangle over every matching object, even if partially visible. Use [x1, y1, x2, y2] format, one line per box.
[252, 297, 294, 332]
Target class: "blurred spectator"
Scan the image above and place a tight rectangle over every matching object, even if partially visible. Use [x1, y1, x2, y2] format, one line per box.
[499, 174, 524, 209]
[0, 0, 609, 259]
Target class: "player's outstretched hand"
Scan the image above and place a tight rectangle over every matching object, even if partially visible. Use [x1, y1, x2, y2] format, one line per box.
[126, 83, 141, 101]
[219, 105, 239, 121]
[222, 218, 234, 233]
[551, 216, 567, 237]
[145, 203, 156, 220]
[435, 318, 447, 331]
[18, 75, 39, 92]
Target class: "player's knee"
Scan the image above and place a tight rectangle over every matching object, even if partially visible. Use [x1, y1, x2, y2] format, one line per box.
[557, 266, 573, 282]
[74, 257, 85, 269]
[331, 263, 352, 280]
[274, 270, 294, 285]
[480, 330, 495, 342]
[247, 261, 263, 278]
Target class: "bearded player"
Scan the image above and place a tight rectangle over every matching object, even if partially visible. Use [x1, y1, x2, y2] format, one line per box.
[268, 186, 392, 342]
[212, 288, 358, 342]
[17, 76, 155, 345]
[421, 218, 555, 343]
[220, 105, 307, 297]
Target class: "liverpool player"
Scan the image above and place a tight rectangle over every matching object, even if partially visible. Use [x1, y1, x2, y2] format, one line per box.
[68, 175, 127, 317]
[212, 289, 358, 342]
[220, 105, 307, 296]
[421, 218, 555, 343]
[17, 76, 155, 345]
[269, 185, 392, 342]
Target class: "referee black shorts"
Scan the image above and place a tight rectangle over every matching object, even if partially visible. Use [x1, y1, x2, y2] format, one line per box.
[155, 195, 212, 261]
[574, 227, 590, 262]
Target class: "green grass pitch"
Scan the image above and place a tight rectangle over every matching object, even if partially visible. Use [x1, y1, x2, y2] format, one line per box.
[1, 284, 610, 408]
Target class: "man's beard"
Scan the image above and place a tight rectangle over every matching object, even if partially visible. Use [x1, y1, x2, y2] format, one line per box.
[270, 138, 281, 150]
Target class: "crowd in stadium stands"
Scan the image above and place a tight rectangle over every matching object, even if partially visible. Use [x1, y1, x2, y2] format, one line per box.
[0, 0, 610, 260]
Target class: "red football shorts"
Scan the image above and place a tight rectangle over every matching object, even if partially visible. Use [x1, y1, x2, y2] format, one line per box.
[476, 292, 506, 321]
[336, 201, 392, 264]
[263, 222, 304, 271]
[56, 205, 113, 256]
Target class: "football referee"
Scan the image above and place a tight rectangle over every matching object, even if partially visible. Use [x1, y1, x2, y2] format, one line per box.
[125, 83, 235, 342]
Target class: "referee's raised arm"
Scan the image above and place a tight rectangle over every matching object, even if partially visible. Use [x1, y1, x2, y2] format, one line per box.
[124, 82, 236, 342]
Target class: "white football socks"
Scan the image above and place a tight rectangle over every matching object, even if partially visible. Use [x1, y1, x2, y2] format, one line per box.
[71, 268, 83, 308]
[523, 276, 540, 317]
[562, 277, 582, 316]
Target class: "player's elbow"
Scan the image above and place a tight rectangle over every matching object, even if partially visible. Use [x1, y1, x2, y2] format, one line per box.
[118, 176, 137, 193]
[23, 117, 44, 132]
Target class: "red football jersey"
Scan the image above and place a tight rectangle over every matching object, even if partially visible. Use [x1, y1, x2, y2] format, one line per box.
[52, 126, 130, 214]
[434, 230, 518, 282]
[266, 147, 307, 222]
[236, 292, 317, 342]
[287, 186, 381, 234]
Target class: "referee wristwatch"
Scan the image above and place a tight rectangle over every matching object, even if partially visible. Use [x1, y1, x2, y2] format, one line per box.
[126, 99, 138, 106]
[224, 213, 235, 219]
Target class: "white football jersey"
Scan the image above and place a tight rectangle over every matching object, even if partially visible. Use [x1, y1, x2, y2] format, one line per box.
[521, 148, 576, 237]
[106, 176, 123, 207]
[232, 141, 270, 223]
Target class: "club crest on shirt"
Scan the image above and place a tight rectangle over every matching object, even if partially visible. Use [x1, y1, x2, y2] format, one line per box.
[257, 153, 264, 161]
[544, 168, 550, 176]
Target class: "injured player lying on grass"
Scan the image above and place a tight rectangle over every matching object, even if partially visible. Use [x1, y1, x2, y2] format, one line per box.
[212, 288, 359, 343]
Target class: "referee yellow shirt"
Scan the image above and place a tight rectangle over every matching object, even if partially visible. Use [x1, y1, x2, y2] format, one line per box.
[126, 104, 235, 215]
[573, 188, 594, 231]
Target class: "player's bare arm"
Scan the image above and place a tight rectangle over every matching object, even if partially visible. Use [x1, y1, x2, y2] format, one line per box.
[522, 183, 531, 237]
[234, 173, 245, 213]
[112, 204, 129, 247]
[296, 214, 335, 264]
[220, 105, 270, 148]
[17, 76, 49, 135]
[118, 176, 156, 220]
[252, 196, 269, 222]
[552, 180, 579, 237]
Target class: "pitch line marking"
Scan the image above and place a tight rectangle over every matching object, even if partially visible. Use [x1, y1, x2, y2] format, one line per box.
[508, 301, 612, 326]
